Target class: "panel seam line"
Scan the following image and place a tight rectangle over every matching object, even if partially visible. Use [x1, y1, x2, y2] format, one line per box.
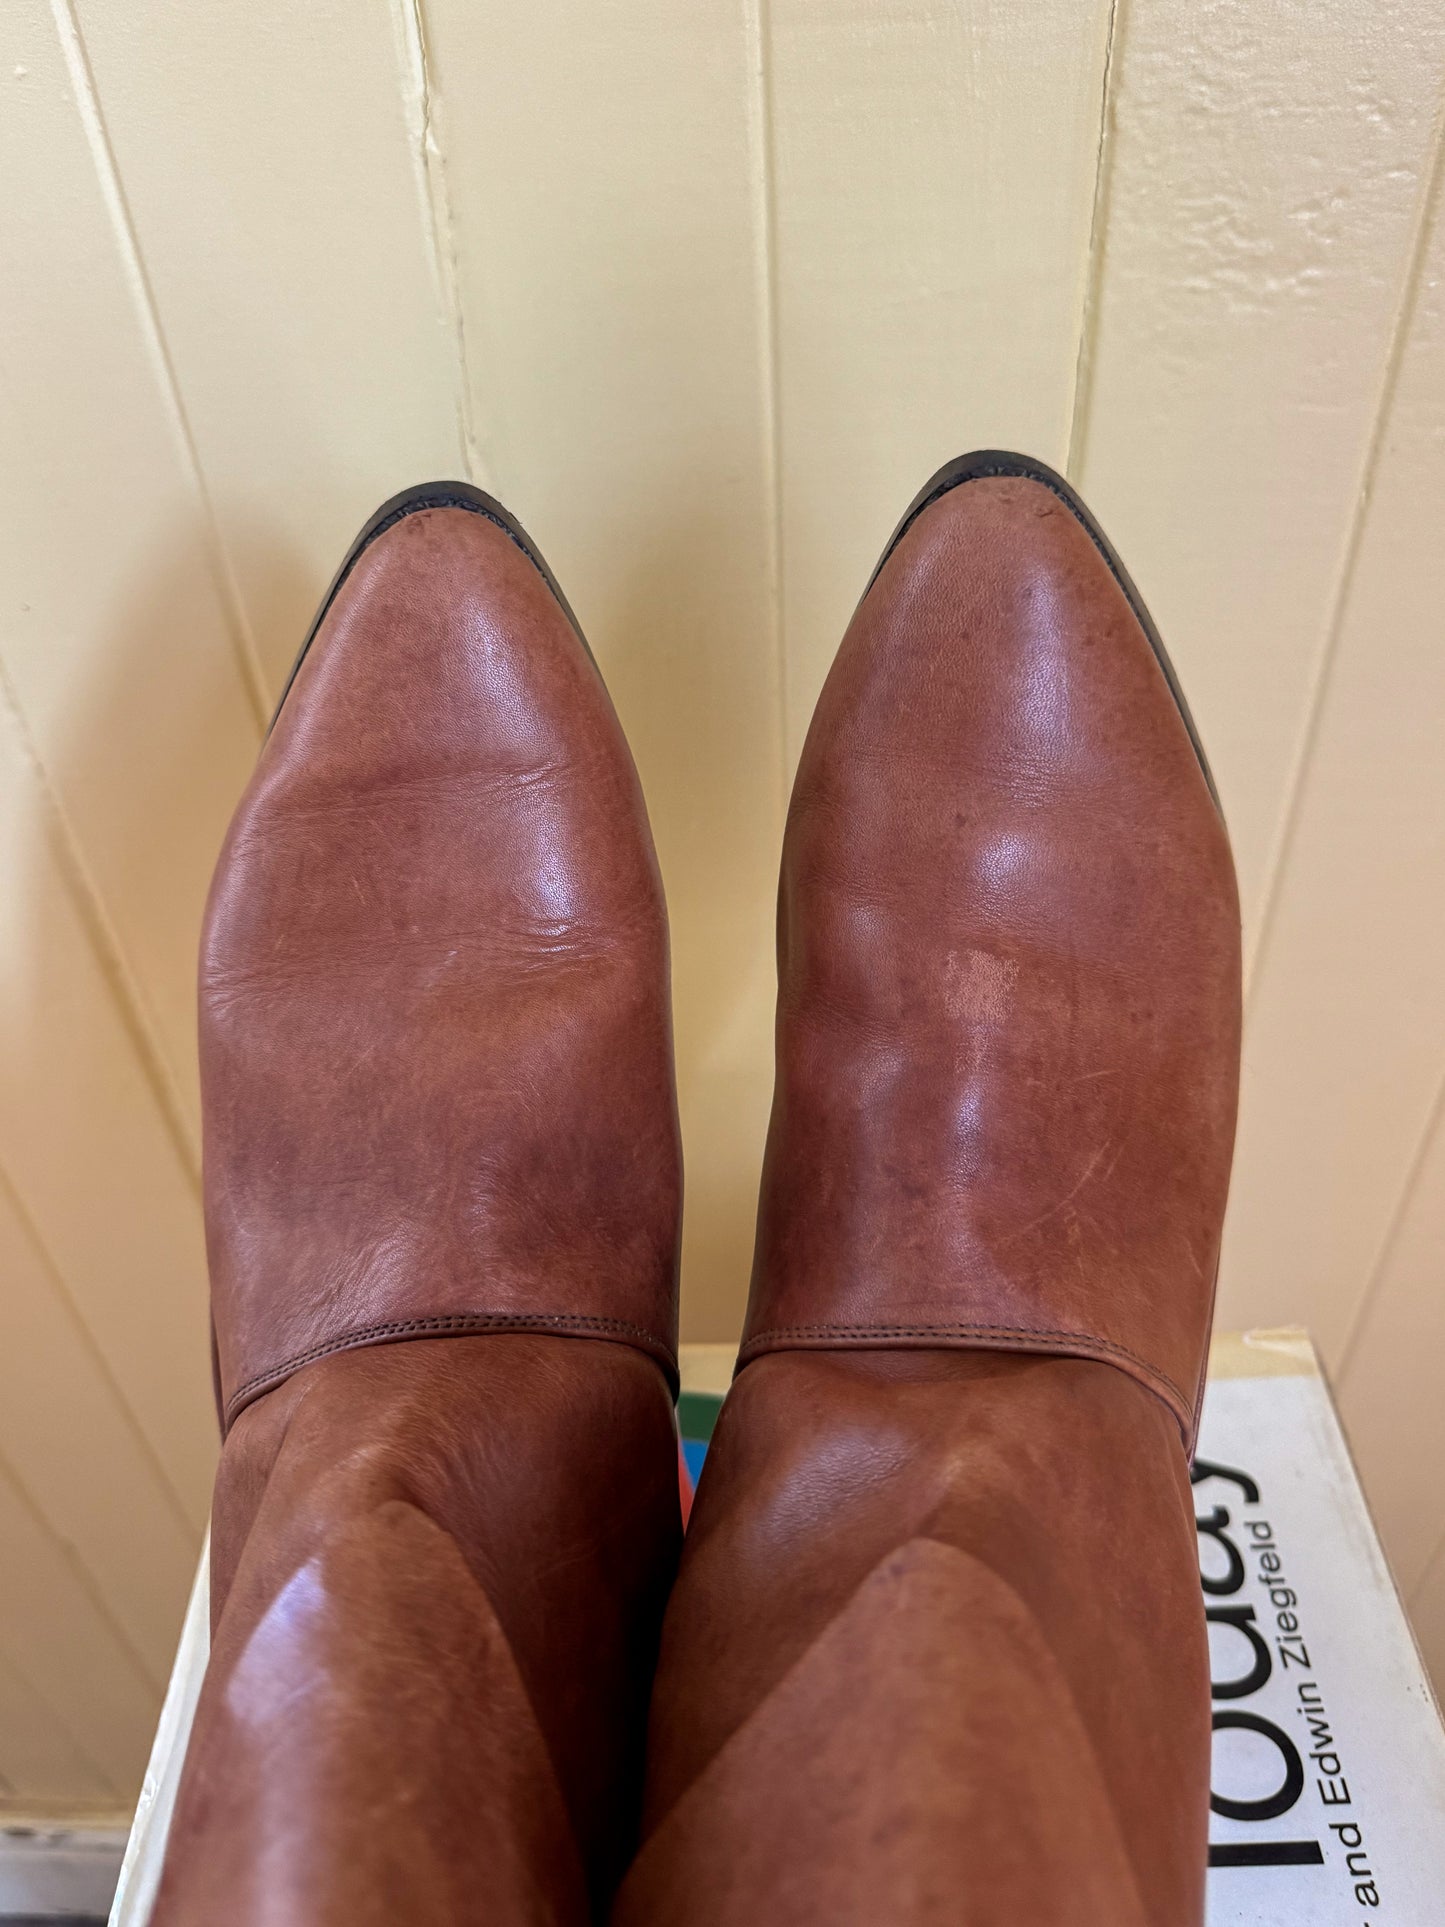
[1408, 1523, 1445, 1614]
[1065, 0, 1125, 482]
[0, 661, 201, 1187]
[393, 0, 488, 489]
[0, 1638, 118, 1804]
[1244, 90, 1445, 1007]
[0, 1156, 199, 1542]
[48, 0, 270, 733]
[1335, 1058, 1445, 1389]
[746, 0, 789, 808]
[0, 1449, 166, 1723]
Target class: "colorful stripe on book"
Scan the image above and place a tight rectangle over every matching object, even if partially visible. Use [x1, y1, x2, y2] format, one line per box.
[677, 1389, 725, 1525]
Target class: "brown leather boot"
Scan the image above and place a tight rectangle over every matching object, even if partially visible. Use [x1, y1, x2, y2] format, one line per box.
[618, 453, 1241, 1926]
[154, 486, 684, 1925]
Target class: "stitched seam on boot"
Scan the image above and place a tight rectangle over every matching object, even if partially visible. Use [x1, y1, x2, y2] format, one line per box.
[738, 1321, 1190, 1415]
[225, 1311, 677, 1427]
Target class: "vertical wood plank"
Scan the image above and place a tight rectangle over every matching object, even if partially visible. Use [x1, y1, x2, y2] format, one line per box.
[0, 1462, 159, 1802]
[1408, 1537, 1445, 1703]
[0, 1174, 199, 1684]
[1335, 1083, 1445, 1596]
[769, 0, 1117, 759]
[68, 0, 468, 694]
[1074, 0, 1445, 929]
[1, 0, 263, 1141]
[419, 0, 786, 1336]
[0, 691, 217, 1530]
[1217, 131, 1445, 1357]
[0, 1650, 116, 1811]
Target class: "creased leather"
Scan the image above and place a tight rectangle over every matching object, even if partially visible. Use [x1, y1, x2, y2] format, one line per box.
[633, 1350, 1209, 1926]
[738, 473, 1241, 1445]
[201, 505, 683, 1430]
[626, 470, 1233, 1924]
[155, 1337, 681, 1924]
[619, 1532, 1150, 1927]
[158, 498, 685, 1923]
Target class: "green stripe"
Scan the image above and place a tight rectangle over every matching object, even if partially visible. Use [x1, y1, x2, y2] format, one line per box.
[677, 1389, 725, 1444]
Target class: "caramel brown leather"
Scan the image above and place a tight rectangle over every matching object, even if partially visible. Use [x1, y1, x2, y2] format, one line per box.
[739, 463, 1241, 1447]
[628, 1534, 1149, 1927]
[156, 1338, 681, 1924]
[625, 1534, 1153, 1927]
[624, 1352, 1206, 1926]
[156, 495, 684, 1923]
[201, 500, 682, 1429]
[626, 459, 1237, 1925]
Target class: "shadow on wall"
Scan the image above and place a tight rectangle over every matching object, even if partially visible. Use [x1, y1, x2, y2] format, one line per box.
[569, 489, 781, 1348]
[12, 513, 324, 1524]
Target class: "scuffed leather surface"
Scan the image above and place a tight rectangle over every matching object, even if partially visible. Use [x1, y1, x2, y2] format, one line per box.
[201, 505, 682, 1428]
[155, 1336, 682, 1925]
[618, 1537, 1148, 1927]
[631, 1351, 1207, 1925]
[739, 474, 1241, 1443]
[164, 501, 686, 1921]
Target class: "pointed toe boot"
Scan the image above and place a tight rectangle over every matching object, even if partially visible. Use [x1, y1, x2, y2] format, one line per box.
[155, 485, 683, 1926]
[619, 454, 1240, 1927]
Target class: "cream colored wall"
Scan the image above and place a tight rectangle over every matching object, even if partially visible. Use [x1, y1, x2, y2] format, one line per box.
[1, 0, 1443, 1808]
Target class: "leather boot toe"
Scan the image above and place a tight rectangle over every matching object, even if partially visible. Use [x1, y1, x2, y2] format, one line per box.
[627, 453, 1240, 1927]
[741, 452, 1240, 1447]
[204, 489, 681, 1423]
[160, 485, 684, 1924]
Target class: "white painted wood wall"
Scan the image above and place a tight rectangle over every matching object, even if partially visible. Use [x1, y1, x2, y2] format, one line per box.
[1, 0, 1443, 1808]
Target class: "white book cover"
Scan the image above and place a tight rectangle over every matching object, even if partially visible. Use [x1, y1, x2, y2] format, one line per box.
[1200, 1330, 1445, 1925]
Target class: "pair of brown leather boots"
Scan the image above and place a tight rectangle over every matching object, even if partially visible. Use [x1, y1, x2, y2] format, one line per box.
[154, 453, 1239, 1925]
